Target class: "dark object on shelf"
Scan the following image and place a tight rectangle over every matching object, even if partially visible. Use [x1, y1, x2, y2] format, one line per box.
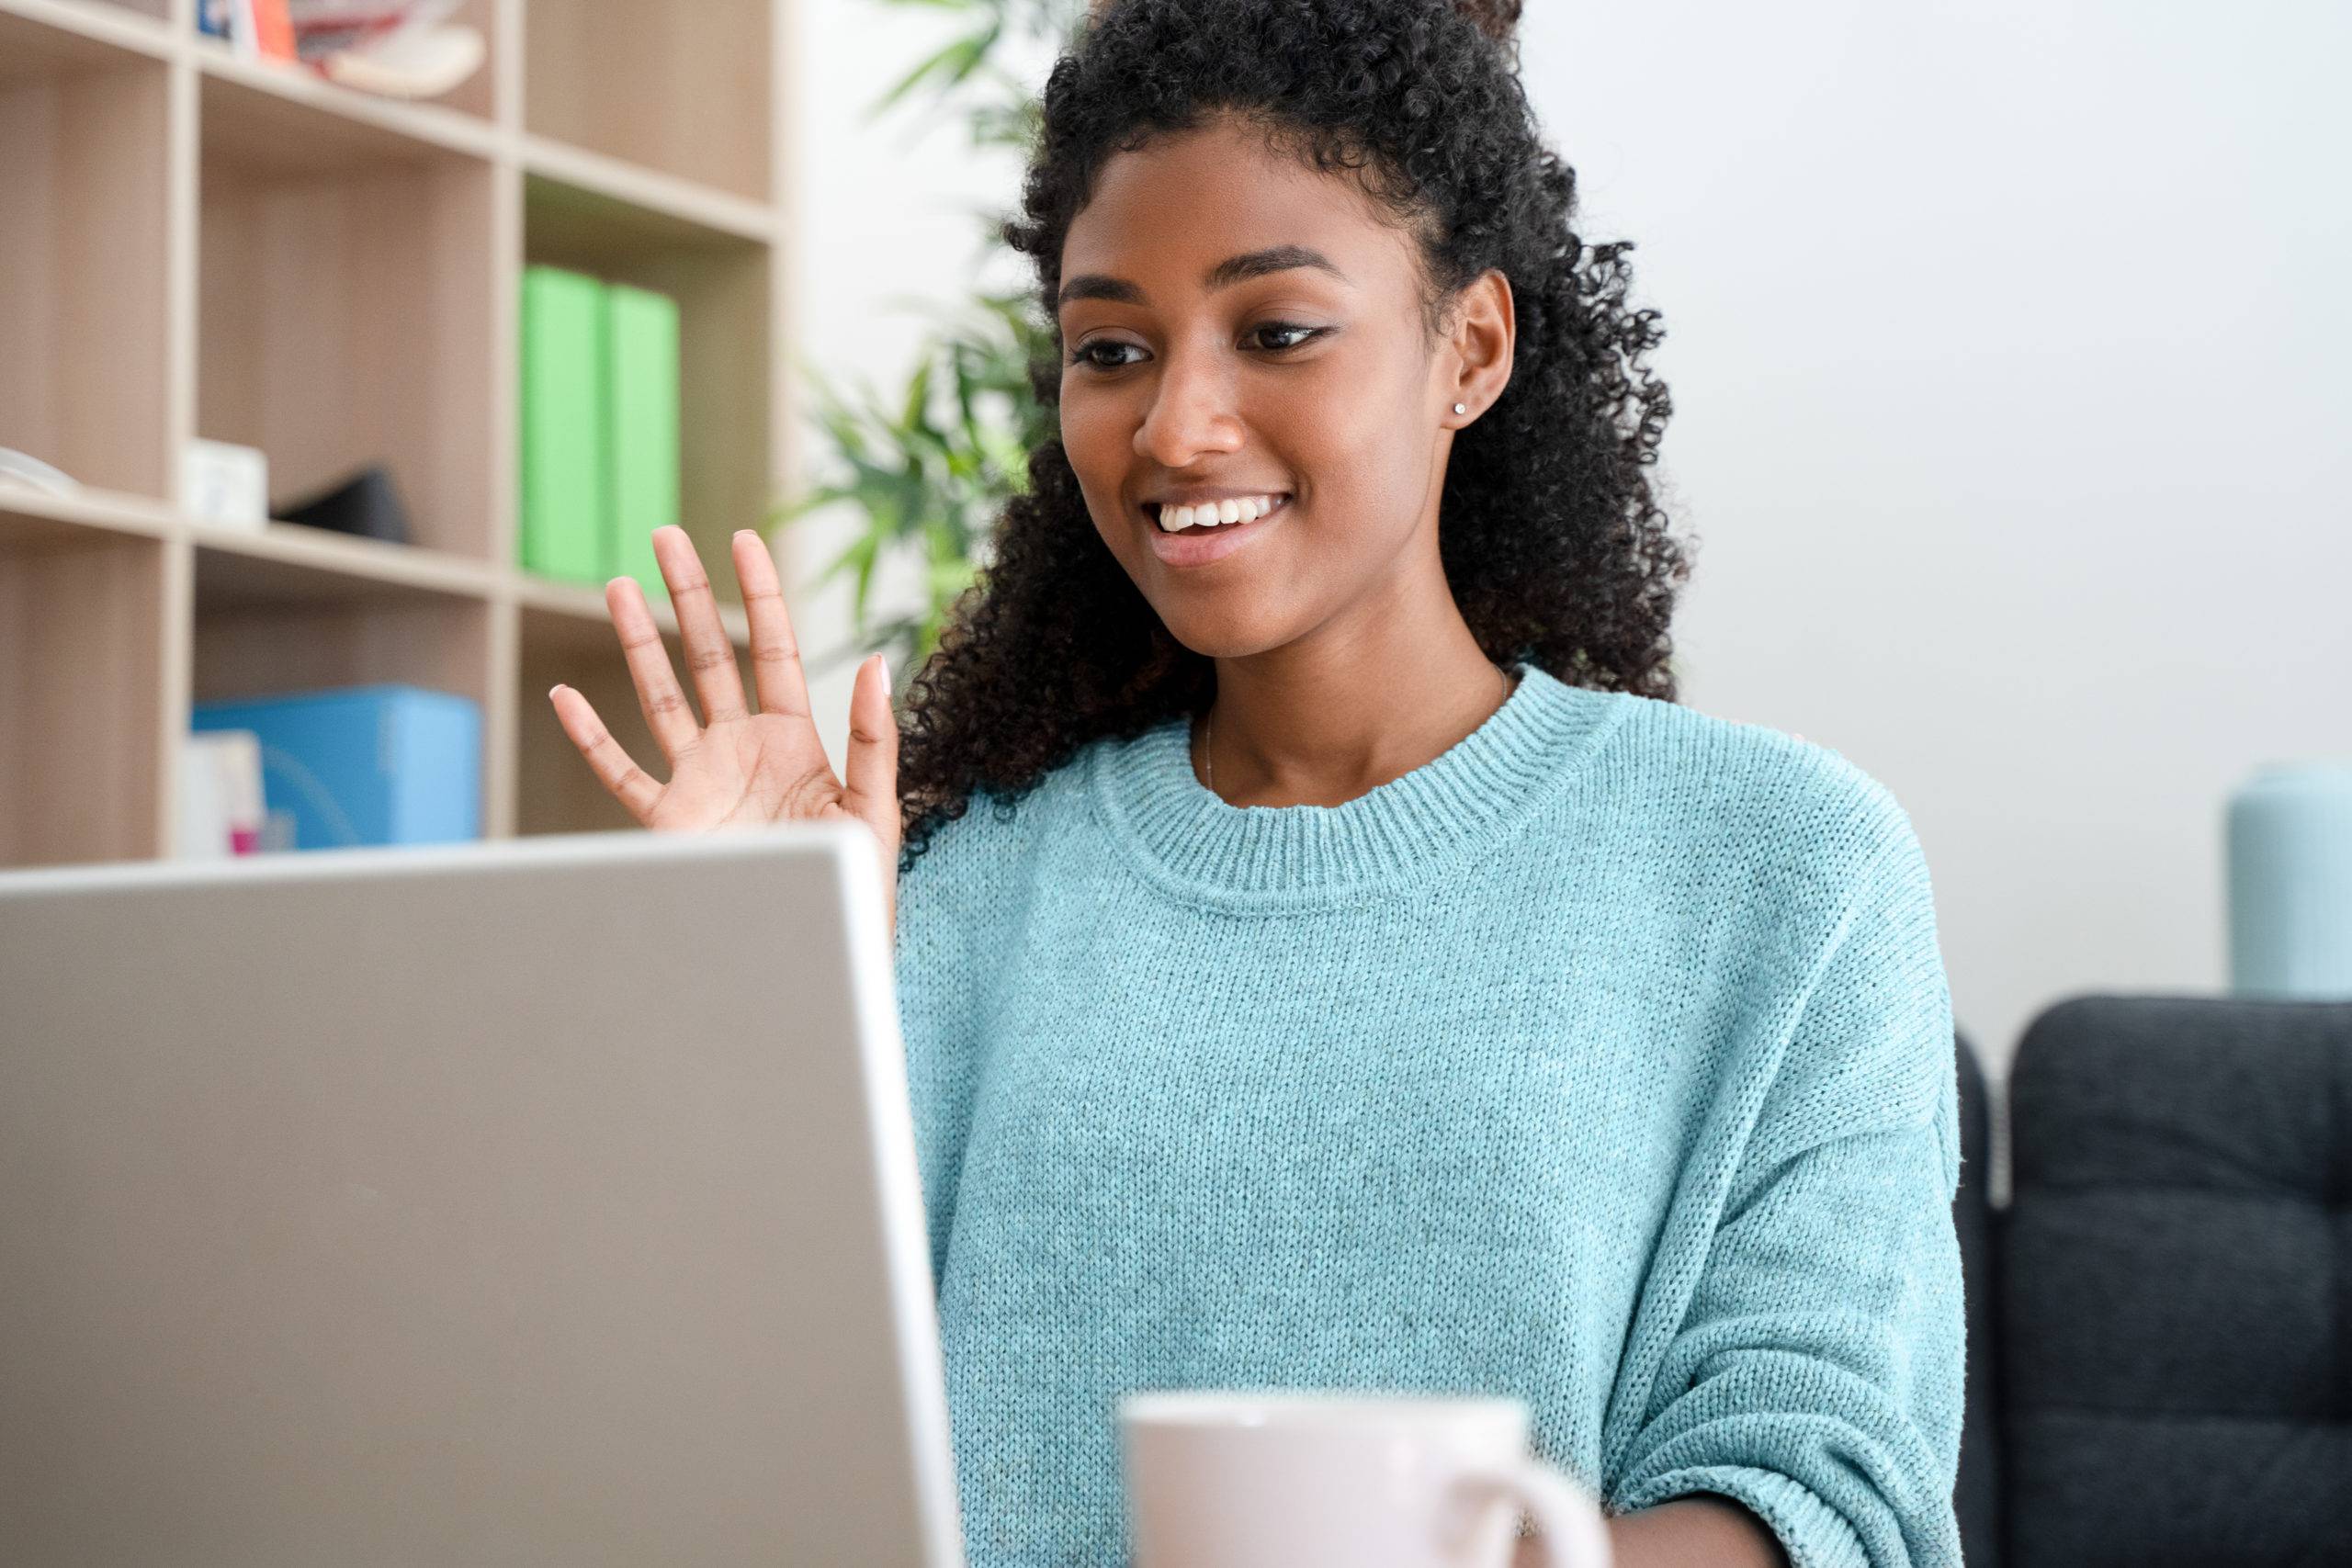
[274, 464, 412, 546]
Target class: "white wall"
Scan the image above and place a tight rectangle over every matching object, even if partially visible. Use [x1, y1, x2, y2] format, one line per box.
[1516, 0, 2352, 1074]
[789, 0, 2352, 1078]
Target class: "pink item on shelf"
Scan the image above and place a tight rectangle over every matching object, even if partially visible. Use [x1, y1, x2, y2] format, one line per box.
[176, 731, 268, 860]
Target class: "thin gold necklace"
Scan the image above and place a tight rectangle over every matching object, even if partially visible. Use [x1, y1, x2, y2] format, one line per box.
[1202, 662, 1516, 795]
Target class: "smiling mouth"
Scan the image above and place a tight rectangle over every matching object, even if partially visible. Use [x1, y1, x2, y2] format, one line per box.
[1144, 494, 1292, 533]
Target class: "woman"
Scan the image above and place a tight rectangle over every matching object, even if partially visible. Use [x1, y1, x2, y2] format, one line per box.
[549, 1, 1967, 1563]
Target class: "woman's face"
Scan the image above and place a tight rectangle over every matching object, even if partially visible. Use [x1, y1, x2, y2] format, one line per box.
[1057, 114, 1504, 658]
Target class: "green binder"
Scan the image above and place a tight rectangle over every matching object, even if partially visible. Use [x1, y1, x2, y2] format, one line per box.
[605, 282, 681, 609]
[519, 265, 607, 584]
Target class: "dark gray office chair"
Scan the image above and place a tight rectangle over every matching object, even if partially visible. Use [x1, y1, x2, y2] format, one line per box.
[1951, 1028, 2001, 1566]
[1992, 995, 2352, 1567]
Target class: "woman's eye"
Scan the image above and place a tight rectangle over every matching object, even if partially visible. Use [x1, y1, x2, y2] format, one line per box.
[1071, 341, 1139, 370]
[1250, 321, 1323, 353]
[1072, 341, 1133, 371]
[1069, 323, 1328, 372]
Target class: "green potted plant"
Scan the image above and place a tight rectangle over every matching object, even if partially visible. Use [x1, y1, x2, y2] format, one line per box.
[770, 0, 1084, 677]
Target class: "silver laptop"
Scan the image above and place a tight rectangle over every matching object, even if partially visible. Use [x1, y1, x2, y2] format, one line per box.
[0, 822, 965, 1566]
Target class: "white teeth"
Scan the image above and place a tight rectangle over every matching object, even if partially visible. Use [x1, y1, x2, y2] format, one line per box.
[1155, 493, 1283, 533]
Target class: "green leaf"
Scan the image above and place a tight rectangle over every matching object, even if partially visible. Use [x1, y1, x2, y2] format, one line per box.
[942, 23, 999, 86]
[851, 531, 881, 618]
[899, 356, 935, 437]
[783, 0, 1089, 677]
[879, 27, 997, 115]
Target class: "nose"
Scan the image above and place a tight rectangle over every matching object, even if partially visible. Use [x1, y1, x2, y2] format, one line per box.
[1133, 342, 1244, 468]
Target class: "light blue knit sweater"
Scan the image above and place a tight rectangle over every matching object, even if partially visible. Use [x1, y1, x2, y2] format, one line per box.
[892, 661, 1965, 1568]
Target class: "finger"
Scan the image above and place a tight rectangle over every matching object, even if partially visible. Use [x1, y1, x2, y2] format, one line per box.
[548, 683, 662, 824]
[650, 525, 751, 727]
[840, 652, 901, 850]
[731, 529, 814, 724]
[605, 574, 698, 767]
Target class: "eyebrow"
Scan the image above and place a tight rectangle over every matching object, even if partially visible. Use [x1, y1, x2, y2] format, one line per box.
[1057, 244, 1351, 311]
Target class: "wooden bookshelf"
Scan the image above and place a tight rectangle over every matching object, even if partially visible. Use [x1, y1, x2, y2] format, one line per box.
[0, 0, 793, 868]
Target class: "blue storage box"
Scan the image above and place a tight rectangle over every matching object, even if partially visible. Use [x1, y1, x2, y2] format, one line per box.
[190, 683, 482, 851]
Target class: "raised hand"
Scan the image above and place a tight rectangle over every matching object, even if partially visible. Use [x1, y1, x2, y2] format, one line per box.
[547, 525, 902, 940]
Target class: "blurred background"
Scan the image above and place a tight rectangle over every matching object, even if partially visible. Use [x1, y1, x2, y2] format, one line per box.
[3, 0, 2346, 1087]
[4, 4, 2348, 1561]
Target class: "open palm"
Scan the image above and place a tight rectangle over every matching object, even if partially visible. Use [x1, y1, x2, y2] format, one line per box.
[546, 525, 901, 938]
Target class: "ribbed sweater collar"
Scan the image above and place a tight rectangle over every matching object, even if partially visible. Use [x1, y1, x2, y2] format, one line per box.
[1085, 660, 1629, 908]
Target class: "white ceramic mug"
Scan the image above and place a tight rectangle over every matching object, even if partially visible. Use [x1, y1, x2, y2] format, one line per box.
[1119, 1391, 1612, 1568]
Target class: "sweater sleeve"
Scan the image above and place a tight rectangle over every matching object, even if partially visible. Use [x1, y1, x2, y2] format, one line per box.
[1604, 795, 1968, 1568]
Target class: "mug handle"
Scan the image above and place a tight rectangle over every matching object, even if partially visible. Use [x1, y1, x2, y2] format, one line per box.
[1454, 1459, 1614, 1568]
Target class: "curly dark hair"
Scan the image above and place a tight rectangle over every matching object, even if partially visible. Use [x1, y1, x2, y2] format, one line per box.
[892, 0, 1691, 874]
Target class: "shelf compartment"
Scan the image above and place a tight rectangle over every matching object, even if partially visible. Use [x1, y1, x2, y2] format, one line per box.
[0, 521, 169, 868]
[190, 19, 503, 158]
[513, 597, 752, 837]
[194, 517, 499, 600]
[193, 536, 493, 682]
[511, 565, 750, 647]
[0, 1, 175, 64]
[0, 483, 178, 546]
[192, 543, 493, 833]
[198, 69, 498, 564]
[522, 170, 773, 614]
[0, 17, 171, 500]
[520, 133, 774, 243]
[525, 0, 772, 203]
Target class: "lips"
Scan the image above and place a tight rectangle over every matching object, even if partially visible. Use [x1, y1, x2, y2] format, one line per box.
[1144, 494, 1291, 569]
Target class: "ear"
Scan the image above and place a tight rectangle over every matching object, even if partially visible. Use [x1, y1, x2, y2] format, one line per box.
[1442, 268, 1515, 427]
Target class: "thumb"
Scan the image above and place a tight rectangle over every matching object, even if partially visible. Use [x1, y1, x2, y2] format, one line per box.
[842, 652, 901, 852]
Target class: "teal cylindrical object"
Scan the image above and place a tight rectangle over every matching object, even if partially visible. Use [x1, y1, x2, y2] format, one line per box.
[2227, 760, 2352, 999]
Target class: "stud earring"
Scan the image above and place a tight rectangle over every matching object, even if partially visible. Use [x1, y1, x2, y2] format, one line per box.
[1453, 401, 1467, 415]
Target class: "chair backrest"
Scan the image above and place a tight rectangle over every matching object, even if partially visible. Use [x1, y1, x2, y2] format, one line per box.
[1996, 995, 2352, 1567]
[1951, 1029, 2002, 1568]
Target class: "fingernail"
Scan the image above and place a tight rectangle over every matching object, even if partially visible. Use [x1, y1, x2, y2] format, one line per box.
[548, 684, 565, 699]
[876, 654, 891, 696]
